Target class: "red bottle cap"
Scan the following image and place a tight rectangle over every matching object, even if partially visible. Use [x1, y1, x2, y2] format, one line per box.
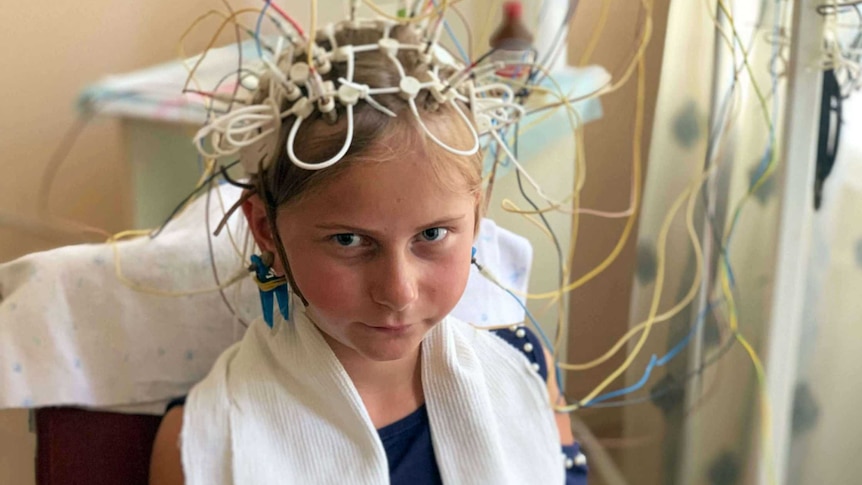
[503, 1, 523, 19]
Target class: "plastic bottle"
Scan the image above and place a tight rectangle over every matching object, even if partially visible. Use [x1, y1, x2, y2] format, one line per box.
[489, 1, 535, 79]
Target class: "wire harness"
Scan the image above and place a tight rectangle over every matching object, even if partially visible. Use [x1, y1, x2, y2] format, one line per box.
[192, 16, 529, 175]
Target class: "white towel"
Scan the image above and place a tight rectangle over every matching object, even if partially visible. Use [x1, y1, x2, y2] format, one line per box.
[182, 308, 564, 485]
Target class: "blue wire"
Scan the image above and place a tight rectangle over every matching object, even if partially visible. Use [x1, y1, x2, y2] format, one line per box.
[499, 285, 565, 392]
[497, 286, 556, 354]
[254, 0, 271, 59]
[583, 355, 660, 406]
[443, 21, 470, 63]
[582, 300, 720, 406]
[431, 0, 470, 63]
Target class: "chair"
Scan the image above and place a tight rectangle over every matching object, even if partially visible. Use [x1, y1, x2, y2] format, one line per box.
[35, 407, 162, 485]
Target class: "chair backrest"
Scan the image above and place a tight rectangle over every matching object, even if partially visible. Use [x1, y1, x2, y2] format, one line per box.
[35, 407, 162, 485]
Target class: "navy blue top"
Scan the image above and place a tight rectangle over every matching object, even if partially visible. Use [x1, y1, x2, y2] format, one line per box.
[166, 326, 587, 484]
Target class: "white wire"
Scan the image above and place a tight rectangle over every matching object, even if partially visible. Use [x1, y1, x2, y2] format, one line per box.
[194, 104, 279, 158]
[488, 128, 562, 206]
[286, 104, 355, 170]
[408, 97, 479, 156]
[194, 16, 542, 171]
[473, 82, 516, 101]
[338, 78, 399, 117]
[386, 52, 407, 78]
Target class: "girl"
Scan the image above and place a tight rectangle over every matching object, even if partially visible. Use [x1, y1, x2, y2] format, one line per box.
[150, 22, 586, 485]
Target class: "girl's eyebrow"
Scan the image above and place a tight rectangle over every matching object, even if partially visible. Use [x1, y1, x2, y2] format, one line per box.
[314, 215, 466, 237]
[415, 215, 466, 231]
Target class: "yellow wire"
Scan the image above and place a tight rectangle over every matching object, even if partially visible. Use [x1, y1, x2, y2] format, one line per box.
[474, 3, 650, 359]
[560, 135, 711, 409]
[309, 0, 317, 68]
[521, 122, 638, 302]
[578, 0, 614, 66]
[107, 229, 248, 297]
[476, 0, 502, 52]
[605, 0, 653, 96]
[474, 66, 584, 304]
[542, 16, 778, 485]
[179, 8, 262, 94]
[500, 0, 652, 302]
[556, 1, 749, 369]
[559, 155, 706, 372]
[713, 1, 779, 483]
[151, 10, 779, 474]
[174, 6, 259, 260]
[363, 0, 454, 23]
[500, 200, 555, 239]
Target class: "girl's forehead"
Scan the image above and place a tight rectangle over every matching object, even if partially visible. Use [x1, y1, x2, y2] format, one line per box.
[323, 157, 469, 203]
[283, 158, 476, 227]
[330, 136, 476, 191]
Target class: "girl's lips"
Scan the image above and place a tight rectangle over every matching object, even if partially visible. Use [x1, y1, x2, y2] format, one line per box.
[363, 323, 412, 334]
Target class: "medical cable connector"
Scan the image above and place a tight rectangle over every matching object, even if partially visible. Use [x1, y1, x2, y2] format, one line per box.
[193, 18, 528, 174]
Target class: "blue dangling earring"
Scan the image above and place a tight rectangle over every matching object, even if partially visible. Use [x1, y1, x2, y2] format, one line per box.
[249, 251, 290, 328]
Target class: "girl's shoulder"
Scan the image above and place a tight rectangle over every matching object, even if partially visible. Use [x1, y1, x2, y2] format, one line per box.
[489, 325, 548, 382]
[446, 316, 548, 382]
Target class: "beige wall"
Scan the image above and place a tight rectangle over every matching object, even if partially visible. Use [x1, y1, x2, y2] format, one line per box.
[0, 0, 276, 481]
[0, 410, 33, 485]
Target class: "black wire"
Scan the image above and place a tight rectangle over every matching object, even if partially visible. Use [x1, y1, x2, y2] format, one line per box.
[512, 124, 565, 293]
[472, 47, 499, 68]
[219, 164, 255, 190]
[815, 69, 843, 209]
[162, 64, 258, 241]
[148, 159, 242, 239]
[510, 123, 570, 397]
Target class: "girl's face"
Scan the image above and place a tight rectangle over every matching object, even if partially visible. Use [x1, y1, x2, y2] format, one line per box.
[275, 155, 477, 363]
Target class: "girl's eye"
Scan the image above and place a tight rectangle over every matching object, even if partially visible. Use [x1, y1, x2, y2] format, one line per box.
[333, 233, 363, 247]
[420, 227, 448, 242]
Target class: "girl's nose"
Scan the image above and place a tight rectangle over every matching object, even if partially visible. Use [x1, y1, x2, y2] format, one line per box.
[370, 252, 418, 312]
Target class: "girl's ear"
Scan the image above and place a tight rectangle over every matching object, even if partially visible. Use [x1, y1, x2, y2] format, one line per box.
[242, 192, 281, 269]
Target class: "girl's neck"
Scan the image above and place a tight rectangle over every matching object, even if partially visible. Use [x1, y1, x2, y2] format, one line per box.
[321, 333, 425, 428]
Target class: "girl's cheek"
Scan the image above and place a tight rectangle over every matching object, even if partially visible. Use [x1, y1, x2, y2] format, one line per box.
[427, 253, 471, 307]
[291, 252, 361, 310]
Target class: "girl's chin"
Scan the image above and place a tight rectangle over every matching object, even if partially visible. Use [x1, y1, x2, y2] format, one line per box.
[347, 325, 433, 361]
[351, 335, 423, 362]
